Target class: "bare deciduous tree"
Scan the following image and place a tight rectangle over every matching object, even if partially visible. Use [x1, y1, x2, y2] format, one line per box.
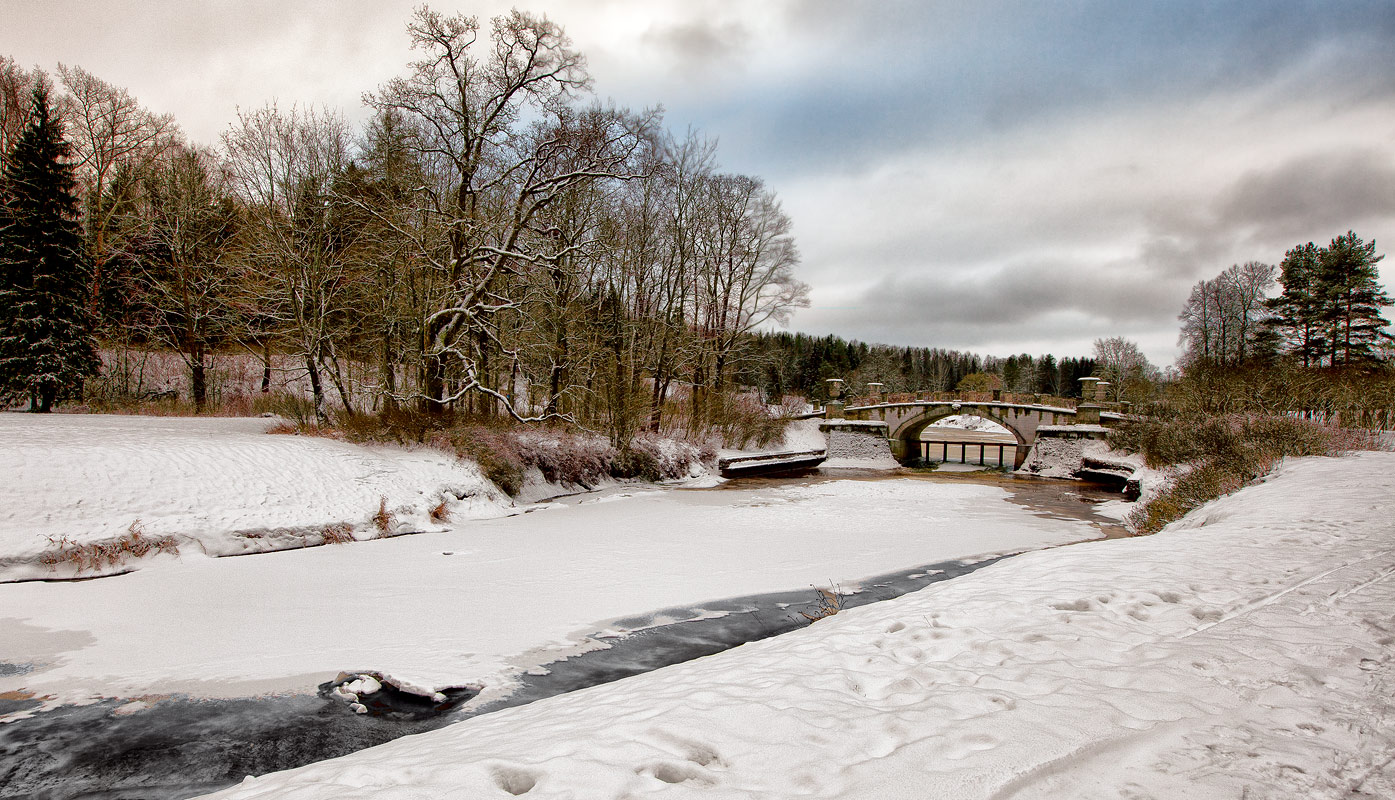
[1179, 261, 1276, 367]
[366, 6, 654, 417]
[1092, 336, 1156, 403]
[57, 64, 179, 313]
[0, 57, 38, 161]
[127, 146, 238, 410]
[222, 104, 353, 421]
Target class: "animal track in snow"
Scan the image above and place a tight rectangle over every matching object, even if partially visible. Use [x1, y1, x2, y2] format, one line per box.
[490, 765, 538, 795]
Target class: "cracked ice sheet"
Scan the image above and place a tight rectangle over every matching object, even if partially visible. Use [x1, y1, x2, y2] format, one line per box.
[0, 455, 1101, 706]
[201, 452, 1395, 800]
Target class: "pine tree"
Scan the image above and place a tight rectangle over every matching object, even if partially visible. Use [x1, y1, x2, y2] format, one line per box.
[1267, 242, 1326, 366]
[1268, 234, 1392, 366]
[1318, 231, 1391, 365]
[0, 84, 100, 411]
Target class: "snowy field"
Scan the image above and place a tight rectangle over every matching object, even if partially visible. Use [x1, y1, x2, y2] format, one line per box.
[0, 414, 511, 580]
[196, 452, 1395, 800]
[0, 414, 1106, 713]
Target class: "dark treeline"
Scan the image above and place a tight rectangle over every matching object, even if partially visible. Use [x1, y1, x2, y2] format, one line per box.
[736, 331, 1098, 402]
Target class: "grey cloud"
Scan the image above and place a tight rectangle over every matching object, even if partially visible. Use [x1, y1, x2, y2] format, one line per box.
[845, 259, 1187, 331]
[695, 1, 1395, 179]
[792, 261, 1188, 362]
[1215, 149, 1395, 242]
[641, 19, 752, 65]
[1134, 148, 1395, 283]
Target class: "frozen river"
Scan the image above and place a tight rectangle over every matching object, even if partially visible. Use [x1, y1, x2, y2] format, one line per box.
[0, 468, 1122, 799]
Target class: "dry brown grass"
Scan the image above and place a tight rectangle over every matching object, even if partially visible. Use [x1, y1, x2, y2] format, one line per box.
[429, 500, 451, 523]
[801, 585, 845, 622]
[319, 523, 356, 545]
[38, 521, 179, 573]
[270, 408, 716, 497]
[1114, 413, 1362, 535]
[372, 497, 395, 535]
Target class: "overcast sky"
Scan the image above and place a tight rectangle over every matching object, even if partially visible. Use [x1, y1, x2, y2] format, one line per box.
[5, 0, 1394, 365]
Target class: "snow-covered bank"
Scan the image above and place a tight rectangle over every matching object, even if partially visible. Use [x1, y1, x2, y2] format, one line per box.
[201, 452, 1395, 800]
[0, 414, 518, 581]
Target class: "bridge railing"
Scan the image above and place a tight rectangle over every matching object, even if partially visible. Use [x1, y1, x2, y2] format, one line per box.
[843, 390, 1080, 409]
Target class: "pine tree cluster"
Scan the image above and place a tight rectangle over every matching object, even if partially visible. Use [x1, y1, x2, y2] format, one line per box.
[1267, 232, 1392, 367]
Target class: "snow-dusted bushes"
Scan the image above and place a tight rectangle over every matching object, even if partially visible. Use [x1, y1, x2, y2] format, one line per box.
[1110, 413, 1361, 533]
[709, 392, 791, 449]
[294, 410, 714, 497]
[614, 434, 716, 482]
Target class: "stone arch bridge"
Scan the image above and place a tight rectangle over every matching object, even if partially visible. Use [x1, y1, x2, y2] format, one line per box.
[799, 395, 1121, 468]
[847, 401, 1080, 466]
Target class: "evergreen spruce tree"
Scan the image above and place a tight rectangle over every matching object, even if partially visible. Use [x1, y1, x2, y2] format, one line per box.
[0, 84, 100, 411]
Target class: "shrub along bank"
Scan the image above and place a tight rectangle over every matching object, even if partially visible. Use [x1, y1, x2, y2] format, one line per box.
[1108, 413, 1381, 534]
[276, 410, 721, 497]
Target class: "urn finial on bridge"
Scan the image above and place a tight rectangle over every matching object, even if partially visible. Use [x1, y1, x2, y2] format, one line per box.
[1076, 377, 1102, 424]
[825, 378, 845, 419]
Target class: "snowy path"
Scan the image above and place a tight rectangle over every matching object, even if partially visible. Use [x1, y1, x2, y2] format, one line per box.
[199, 453, 1395, 800]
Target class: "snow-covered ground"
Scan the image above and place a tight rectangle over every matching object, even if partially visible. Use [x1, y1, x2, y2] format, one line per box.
[0, 414, 513, 580]
[195, 452, 1395, 800]
[0, 448, 1103, 712]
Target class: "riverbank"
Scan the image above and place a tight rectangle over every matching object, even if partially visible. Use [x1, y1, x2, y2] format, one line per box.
[199, 451, 1395, 799]
[0, 414, 518, 582]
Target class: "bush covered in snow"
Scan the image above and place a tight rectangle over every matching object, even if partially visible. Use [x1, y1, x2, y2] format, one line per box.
[709, 393, 791, 449]
[288, 410, 714, 497]
[1109, 413, 1370, 533]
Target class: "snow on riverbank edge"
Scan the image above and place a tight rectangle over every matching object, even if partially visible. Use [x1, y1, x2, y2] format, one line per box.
[202, 452, 1395, 800]
[0, 414, 709, 583]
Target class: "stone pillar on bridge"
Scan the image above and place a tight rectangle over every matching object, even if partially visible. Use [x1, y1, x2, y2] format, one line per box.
[867, 382, 888, 419]
[1076, 377, 1102, 424]
[824, 378, 845, 419]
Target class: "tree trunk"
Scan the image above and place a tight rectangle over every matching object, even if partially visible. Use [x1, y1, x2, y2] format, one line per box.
[381, 327, 398, 412]
[306, 353, 327, 422]
[260, 340, 272, 393]
[421, 351, 446, 414]
[191, 347, 207, 413]
[36, 383, 56, 413]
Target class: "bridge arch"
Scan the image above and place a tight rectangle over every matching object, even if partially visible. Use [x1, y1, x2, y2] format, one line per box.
[895, 407, 1026, 447]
